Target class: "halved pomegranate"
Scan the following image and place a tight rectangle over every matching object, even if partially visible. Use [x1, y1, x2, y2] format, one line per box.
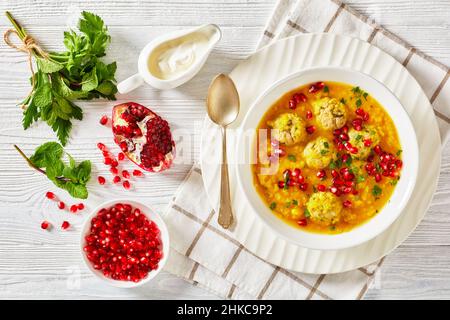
[112, 102, 175, 172]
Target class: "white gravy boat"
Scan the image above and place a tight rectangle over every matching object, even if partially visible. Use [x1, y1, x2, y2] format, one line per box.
[118, 24, 221, 92]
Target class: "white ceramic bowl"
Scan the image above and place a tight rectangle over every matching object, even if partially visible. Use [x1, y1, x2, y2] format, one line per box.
[80, 199, 170, 288]
[236, 67, 419, 251]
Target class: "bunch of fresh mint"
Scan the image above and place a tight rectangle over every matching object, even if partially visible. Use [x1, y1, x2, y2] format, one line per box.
[6, 11, 117, 145]
[15, 142, 91, 199]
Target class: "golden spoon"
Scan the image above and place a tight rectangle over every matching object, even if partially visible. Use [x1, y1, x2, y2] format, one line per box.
[206, 74, 240, 229]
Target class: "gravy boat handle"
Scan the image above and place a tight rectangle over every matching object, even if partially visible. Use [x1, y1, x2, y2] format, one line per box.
[117, 73, 145, 94]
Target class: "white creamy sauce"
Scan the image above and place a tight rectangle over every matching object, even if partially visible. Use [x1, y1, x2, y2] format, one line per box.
[148, 32, 210, 80]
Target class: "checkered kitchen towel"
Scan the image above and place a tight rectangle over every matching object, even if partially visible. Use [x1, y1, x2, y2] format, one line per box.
[162, 0, 450, 299]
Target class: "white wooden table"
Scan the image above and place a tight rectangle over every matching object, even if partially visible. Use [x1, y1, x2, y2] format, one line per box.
[0, 0, 449, 300]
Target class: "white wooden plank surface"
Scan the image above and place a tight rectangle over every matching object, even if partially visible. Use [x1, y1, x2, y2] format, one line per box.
[0, 0, 449, 300]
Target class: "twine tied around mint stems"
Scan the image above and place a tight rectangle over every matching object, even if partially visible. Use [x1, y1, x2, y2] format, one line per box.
[3, 11, 49, 109]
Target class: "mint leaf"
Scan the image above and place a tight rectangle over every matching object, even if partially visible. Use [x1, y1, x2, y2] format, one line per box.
[36, 57, 64, 73]
[81, 67, 98, 92]
[30, 142, 64, 167]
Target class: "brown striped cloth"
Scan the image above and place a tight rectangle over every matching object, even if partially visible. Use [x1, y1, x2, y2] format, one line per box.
[162, 0, 450, 300]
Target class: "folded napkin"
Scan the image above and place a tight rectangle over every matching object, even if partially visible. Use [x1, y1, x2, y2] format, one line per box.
[162, 0, 450, 300]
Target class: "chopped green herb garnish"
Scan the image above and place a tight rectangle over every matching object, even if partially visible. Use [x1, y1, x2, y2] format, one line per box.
[320, 149, 328, 155]
[323, 86, 329, 93]
[356, 175, 365, 183]
[324, 142, 329, 148]
[355, 134, 363, 141]
[313, 185, 317, 193]
[363, 92, 369, 100]
[351, 86, 361, 94]
[292, 199, 299, 206]
[329, 225, 336, 231]
[304, 208, 311, 218]
[396, 149, 403, 156]
[270, 202, 277, 210]
[372, 185, 382, 197]
[375, 163, 382, 172]
[345, 156, 352, 166]
[340, 98, 346, 104]
[356, 99, 362, 107]
[287, 154, 297, 162]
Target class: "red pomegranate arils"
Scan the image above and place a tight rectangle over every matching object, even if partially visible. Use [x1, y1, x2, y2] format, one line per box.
[110, 167, 118, 175]
[343, 200, 352, 208]
[306, 110, 313, 119]
[278, 181, 285, 189]
[306, 125, 316, 134]
[118, 152, 125, 161]
[123, 180, 131, 189]
[45, 191, 55, 200]
[41, 221, 51, 230]
[57, 201, 65, 210]
[70, 205, 78, 213]
[297, 218, 308, 227]
[99, 115, 108, 126]
[98, 176, 106, 185]
[111, 159, 118, 168]
[113, 176, 121, 184]
[61, 221, 70, 230]
[104, 157, 112, 165]
[97, 143, 106, 151]
[77, 203, 85, 210]
[317, 184, 326, 192]
[122, 170, 130, 179]
[84, 203, 163, 283]
[132, 170, 143, 177]
[288, 99, 297, 109]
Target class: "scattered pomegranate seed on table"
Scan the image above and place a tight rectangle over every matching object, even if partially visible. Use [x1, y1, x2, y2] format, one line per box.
[104, 157, 112, 165]
[57, 201, 65, 210]
[123, 180, 131, 189]
[98, 176, 106, 185]
[70, 205, 78, 213]
[113, 176, 121, 184]
[41, 221, 51, 230]
[45, 191, 55, 200]
[99, 115, 109, 125]
[118, 152, 125, 161]
[61, 221, 70, 230]
[77, 203, 85, 210]
[122, 170, 130, 179]
[110, 167, 119, 175]
[111, 159, 118, 167]
[132, 170, 143, 177]
[97, 142, 106, 151]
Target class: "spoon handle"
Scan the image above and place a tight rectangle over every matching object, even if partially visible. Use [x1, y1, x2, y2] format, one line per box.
[218, 127, 234, 229]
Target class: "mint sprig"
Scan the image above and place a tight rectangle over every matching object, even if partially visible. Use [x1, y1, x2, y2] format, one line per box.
[14, 142, 91, 199]
[6, 11, 117, 145]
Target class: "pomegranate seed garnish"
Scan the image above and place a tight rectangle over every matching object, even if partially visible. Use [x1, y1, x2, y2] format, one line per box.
[299, 183, 308, 191]
[350, 146, 358, 154]
[61, 221, 70, 230]
[339, 133, 349, 141]
[294, 93, 307, 103]
[111, 159, 118, 168]
[132, 170, 143, 177]
[122, 170, 130, 179]
[104, 157, 112, 165]
[374, 145, 382, 155]
[97, 143, 106, 151]
[308, 82, 325, 93]
[316, 170, 326, 179]
[343, 200, 352, 208]
[306, 125, 316, 134]
[70, 205, 78, 213]
[375, 173, 382, 182]
[113, 176, 121, 184]
[110, 167, 119, 175]
[341, 153, 350, 163]
[118, 152, 125, 161]
[278, 181, 285, 189]
[291, 168, 301, 178]
[306, 110, 313, 119]
[331, 169, 339, 178]
[57, 201, 65, 210]
[288, 99, 297, 109]
[333, 128, 342, 136]
[352, 118, 363, 131]
[41, 221, 51, 230]
[77, 203, 85, 210]
[123, 180, 131, 189]
[297, 218, 308, 227]
[317, 184, 326, 192]
[99, 115, 108, 126]
[98, 176, 106, 185]
[364, 139, 372, 147]
[342, 125, 349, 134]
[363, 113, 370, 121]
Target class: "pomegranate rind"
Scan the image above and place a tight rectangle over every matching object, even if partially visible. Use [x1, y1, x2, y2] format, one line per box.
[112, 102, 175, 172]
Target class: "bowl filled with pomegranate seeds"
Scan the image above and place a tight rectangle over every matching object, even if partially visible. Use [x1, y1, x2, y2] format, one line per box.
[236, 67, 418, 250]
[80, 200, 169, 287]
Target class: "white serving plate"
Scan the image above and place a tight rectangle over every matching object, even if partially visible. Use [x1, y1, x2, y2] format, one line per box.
[200, 33, 441, 274]
[236, 67, 418, 251]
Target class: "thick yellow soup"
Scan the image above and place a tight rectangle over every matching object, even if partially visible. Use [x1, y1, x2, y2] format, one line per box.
[253, 82, 403, 234]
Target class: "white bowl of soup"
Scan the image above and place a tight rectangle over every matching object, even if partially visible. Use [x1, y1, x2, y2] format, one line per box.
[235, 67, 418, 250]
